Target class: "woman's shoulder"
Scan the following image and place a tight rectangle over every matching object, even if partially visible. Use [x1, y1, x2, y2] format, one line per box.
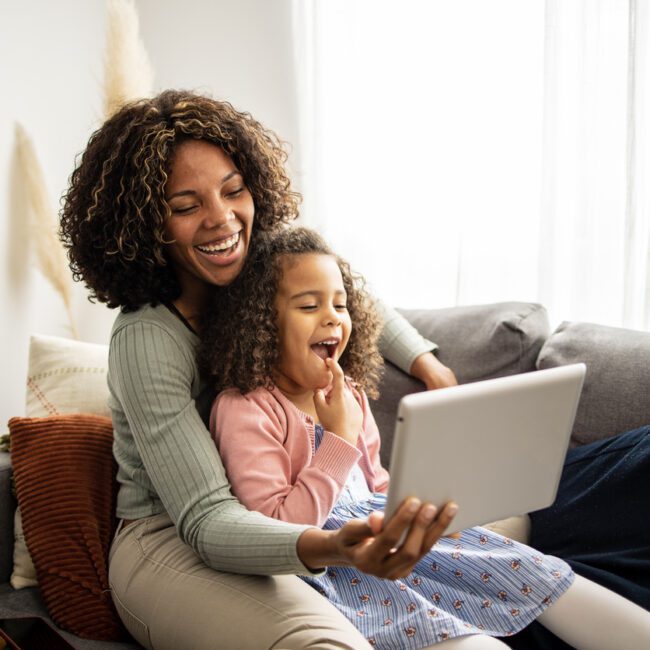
[109, 303, 201, 380]
[111, 304, 197, 344]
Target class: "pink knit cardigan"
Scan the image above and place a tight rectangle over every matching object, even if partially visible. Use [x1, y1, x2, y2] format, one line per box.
[210, 385, 390, 527]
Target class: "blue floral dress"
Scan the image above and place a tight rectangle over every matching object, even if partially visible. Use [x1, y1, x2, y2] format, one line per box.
[301, 426, 574, 648]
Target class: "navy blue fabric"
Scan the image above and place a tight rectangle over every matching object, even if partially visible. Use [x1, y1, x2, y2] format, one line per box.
[530, 425, 650, 609]
[506, 426, 650, 649]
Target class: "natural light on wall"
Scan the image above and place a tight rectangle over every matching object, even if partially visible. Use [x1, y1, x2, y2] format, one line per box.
[294, 0, 650, 331]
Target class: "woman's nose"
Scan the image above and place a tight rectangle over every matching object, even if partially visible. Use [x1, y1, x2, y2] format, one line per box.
[203, 196, 234, 228]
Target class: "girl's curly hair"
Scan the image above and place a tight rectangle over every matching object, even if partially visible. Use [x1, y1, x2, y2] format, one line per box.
[59, 89, 301, 311]
[199, 227, 384, 399]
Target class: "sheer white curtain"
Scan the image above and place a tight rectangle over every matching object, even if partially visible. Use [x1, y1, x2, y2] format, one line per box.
[292, 0, 650, 331]
[541, 0, 650, 330]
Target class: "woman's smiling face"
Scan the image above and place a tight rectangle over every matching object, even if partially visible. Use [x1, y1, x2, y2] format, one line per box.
[273, 253, 352, 395]
[164, 139, 255, 302]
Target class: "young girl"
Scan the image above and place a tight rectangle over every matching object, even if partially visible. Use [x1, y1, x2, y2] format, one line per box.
[201, 227, 650, 649]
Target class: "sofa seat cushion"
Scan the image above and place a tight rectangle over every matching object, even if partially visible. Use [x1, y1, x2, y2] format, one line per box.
[0, 584, 141, 649]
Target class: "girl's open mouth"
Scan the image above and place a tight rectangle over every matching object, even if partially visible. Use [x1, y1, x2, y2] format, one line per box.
[310, 339, 339, 360]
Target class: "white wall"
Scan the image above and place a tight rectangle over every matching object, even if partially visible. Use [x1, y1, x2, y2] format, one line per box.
[0, 0, 300, 428]
[136, 0, 300, 165]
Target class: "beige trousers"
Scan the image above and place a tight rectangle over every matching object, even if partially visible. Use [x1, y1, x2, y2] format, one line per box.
[108, 513, 371, 650]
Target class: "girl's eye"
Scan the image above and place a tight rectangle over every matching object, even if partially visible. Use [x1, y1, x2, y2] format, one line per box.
[335, 304, 348, 311]
[299, 305, 317, 311]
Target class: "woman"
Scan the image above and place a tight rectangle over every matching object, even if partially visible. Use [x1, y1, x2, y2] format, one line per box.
[59, 89, 458, 650]
[60, 89, 649, 650]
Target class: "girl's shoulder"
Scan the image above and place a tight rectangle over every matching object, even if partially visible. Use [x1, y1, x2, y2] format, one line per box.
[216, 385, 273, 404]
[215, 386, 289, 416]
[213, 386, 291, 432]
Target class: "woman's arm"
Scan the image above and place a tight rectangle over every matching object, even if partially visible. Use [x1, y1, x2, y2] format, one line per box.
[297, 498, 458, 579]
[375, 300, 457, 389]
[109, 318, 313, 575]
[410, 349, 458, 390]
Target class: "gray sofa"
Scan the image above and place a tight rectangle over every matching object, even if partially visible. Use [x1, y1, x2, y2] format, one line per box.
[1, 301, 649, 649]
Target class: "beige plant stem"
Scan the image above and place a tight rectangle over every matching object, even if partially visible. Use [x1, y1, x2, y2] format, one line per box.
[14, 123, 79, 340]
[104, 0, 154, 118]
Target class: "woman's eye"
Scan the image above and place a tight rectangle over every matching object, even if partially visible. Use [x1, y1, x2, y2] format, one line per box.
[172, 205, 196, 214]
[226, 187, 244, 199]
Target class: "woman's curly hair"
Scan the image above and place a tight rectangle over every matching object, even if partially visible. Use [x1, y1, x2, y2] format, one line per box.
[199, 227, 384, 399]
[59, 89, 301, 311]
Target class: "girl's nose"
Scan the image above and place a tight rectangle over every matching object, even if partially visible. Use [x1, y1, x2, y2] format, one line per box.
[322, 306, 341, 326]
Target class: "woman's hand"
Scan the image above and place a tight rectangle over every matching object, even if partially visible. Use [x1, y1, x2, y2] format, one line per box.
[313, 358, 363, 445]
[297, 498, 458, 579]
[410, 352, 458, 390]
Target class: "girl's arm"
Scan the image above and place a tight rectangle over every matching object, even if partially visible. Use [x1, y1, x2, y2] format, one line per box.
[212, 389, 362, 527]
[375, 300, 457, 389]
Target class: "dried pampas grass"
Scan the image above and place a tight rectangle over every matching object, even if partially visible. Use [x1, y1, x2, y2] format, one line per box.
[104, 0, 154, 118]
[14, 123, 79, 339]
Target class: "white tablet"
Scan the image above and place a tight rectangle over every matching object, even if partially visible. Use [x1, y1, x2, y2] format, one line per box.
[384, 364, 586, 535]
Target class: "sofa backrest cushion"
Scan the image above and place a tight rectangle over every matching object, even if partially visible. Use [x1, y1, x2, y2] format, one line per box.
[537, 321, 650, 446]
[371, 302, 550, 467]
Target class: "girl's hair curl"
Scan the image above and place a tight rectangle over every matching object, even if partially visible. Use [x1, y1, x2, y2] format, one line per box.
[59, 89, 300, 311]
[199, 227, 384, 399]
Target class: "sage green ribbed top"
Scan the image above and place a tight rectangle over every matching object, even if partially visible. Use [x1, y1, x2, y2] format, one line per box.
[108, 301, 434, 575]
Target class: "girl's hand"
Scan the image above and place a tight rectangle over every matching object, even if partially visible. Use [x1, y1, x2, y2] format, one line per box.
[297, 498, 458, 579]
[313, 358, 363, 446]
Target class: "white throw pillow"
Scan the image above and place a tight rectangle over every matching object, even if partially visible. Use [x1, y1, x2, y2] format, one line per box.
[25, 334, 111, 418]
[11, 333, 110, 589]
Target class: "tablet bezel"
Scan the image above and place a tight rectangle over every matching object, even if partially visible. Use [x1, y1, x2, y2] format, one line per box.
[384, 364, 585, 535]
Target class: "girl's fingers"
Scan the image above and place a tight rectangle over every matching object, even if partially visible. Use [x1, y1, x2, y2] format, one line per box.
[326, 357, 345, 392]
[313, 388, 327, 412]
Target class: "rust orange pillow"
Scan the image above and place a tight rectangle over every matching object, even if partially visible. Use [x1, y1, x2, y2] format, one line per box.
[8, 414, 127, 641]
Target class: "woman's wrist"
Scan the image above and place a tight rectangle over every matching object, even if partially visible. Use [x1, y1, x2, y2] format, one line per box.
[296, 527, 344, 570]
[409, 352, 458, 390]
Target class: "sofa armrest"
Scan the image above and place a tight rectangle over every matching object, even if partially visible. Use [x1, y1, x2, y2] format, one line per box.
[537, 321, 650, 445]
[0, 452, 16, 583]
[371, 302, 550, 467]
